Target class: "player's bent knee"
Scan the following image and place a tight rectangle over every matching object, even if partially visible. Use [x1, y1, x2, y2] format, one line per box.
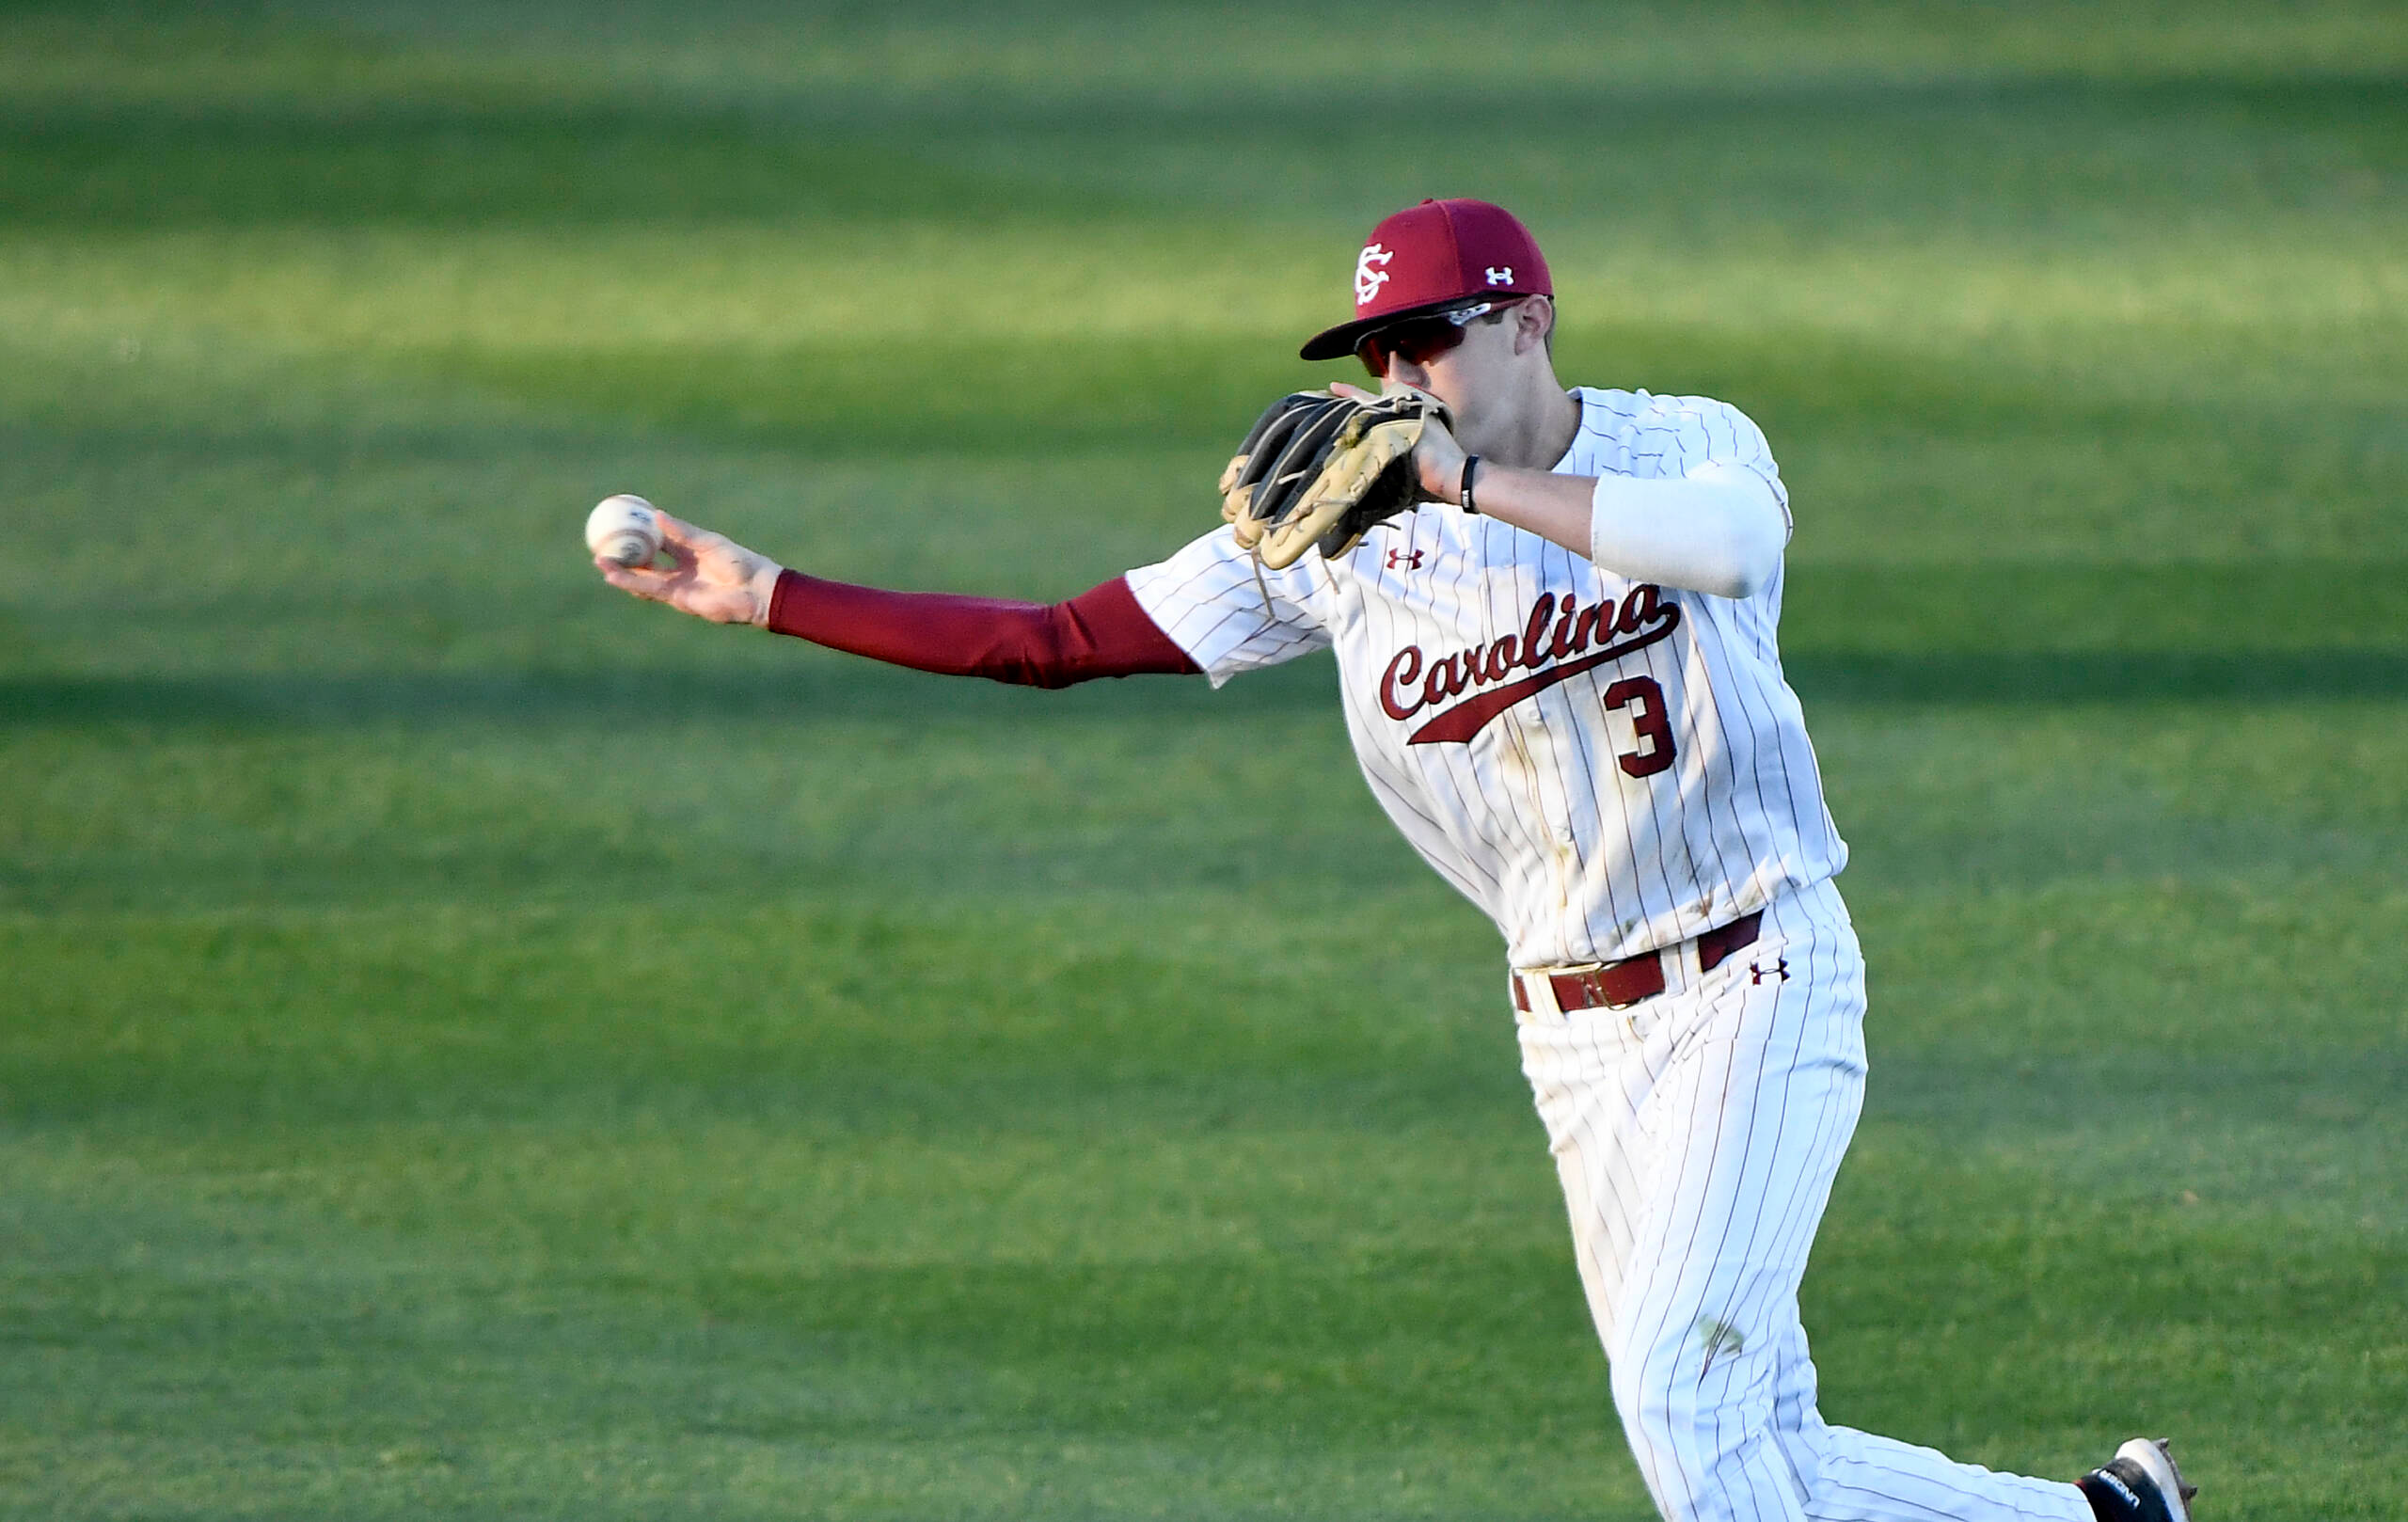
[1606, 1328, 1789, 1518]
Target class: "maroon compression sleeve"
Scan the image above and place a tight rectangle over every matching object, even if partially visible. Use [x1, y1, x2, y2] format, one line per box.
[764, 570, 1201, 689]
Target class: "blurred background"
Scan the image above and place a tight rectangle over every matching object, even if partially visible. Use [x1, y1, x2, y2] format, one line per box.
[4, 2, 2403, 1517]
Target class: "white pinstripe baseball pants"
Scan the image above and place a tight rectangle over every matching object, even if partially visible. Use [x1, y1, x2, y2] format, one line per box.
[1516, 879, 2093, 1522]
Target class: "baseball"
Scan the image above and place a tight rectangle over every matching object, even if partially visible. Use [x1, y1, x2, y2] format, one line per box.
[585, 494, 662, 567]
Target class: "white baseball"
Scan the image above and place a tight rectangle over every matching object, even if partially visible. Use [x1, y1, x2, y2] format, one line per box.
[586, 494, 662, 567]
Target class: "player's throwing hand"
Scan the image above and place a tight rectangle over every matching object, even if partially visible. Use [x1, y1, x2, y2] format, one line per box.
[595, 508, 784, 626]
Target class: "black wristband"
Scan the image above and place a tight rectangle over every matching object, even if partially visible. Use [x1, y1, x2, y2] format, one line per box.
[1459, 455, 1481, 515]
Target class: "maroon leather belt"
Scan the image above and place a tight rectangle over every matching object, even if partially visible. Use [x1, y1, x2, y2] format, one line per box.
[1513, 911, 1764, 1015]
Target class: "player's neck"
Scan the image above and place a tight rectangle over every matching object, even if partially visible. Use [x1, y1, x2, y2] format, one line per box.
[1474, 373, 1582, 471]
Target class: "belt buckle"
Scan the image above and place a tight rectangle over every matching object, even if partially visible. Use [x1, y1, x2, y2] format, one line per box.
[1572, 969, 1624, 1011]
[1570, 964, 1649, 1013]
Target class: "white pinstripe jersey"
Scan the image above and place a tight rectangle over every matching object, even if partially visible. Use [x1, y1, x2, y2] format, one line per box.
[1125, 386, 1848, 970]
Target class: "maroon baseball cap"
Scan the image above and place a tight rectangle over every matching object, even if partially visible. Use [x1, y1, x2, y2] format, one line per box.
[1299, 198, 1554, 360]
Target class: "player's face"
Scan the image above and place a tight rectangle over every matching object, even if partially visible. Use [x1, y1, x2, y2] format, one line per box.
[1361, 299, 1530, 420]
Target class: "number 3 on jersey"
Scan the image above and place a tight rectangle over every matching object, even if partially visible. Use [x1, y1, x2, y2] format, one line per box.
[1604, 675, 1675, 777]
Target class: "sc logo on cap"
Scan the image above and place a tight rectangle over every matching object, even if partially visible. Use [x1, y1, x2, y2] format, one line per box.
[1355, 244, 1396, 306]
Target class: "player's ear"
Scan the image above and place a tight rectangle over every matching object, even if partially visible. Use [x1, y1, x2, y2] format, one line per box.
[1513, 296, 1555, 356]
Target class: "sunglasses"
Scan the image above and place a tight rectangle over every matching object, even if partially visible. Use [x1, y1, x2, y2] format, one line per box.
[1355, 299, 1513, 375]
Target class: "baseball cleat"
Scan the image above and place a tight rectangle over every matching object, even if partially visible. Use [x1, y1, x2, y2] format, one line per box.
[2075, 1437, 2196, 1522]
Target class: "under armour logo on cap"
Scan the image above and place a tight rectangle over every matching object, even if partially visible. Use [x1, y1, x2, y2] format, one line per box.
[1485, 265, 1513, 285]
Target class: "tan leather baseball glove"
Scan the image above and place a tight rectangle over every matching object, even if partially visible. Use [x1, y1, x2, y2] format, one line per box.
[1219, 387, 1450, 569]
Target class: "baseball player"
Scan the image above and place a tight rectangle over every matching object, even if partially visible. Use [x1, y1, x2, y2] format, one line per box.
[596, 198, 2195, 1522]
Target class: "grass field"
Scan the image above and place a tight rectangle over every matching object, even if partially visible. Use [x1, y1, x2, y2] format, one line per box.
[4, 1, 2405, 1517]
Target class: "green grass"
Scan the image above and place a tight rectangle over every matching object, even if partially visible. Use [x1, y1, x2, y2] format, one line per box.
[3, 1, 2404, 1517]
